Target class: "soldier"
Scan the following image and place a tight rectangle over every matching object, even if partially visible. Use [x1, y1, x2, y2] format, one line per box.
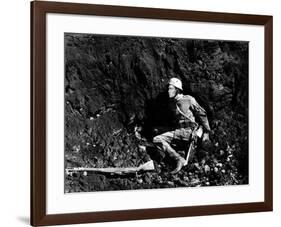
[153, 78, 211, 174]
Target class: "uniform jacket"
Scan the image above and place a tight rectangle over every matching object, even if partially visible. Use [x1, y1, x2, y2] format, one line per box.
[174, 94, 211, 132]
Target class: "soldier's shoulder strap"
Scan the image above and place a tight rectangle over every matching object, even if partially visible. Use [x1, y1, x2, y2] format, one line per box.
[178, 95, 196, 104]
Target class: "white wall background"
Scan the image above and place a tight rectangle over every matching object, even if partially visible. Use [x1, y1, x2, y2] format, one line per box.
[0, 0, 279, 226]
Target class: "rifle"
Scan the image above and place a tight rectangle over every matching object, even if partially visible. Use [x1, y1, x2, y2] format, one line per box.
[184, 126, 203, 166]
[65, 160, 155, 176]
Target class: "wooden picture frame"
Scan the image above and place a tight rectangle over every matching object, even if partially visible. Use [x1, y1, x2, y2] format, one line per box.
[31, 1, 273, 226]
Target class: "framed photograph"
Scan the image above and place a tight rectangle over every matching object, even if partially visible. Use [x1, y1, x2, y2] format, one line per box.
[31, 1, 273, 226]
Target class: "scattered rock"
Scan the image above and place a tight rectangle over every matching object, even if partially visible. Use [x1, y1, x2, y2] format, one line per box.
[216, 163, 223, 168]
[204, 165, 211, 173]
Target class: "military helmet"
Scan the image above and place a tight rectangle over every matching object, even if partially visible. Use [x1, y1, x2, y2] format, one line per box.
[168, 78, 183, 90]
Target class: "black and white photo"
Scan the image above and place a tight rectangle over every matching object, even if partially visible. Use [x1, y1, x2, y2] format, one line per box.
[64, 33, 249, 192]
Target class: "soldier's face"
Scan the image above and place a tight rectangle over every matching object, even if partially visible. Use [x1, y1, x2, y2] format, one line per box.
[168, 85, 177, 98]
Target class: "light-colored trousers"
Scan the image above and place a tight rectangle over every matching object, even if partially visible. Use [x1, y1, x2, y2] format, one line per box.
[153, 128, 193, 159]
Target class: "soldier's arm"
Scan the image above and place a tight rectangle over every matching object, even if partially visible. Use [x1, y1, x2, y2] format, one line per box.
[190, 97, 211, 132]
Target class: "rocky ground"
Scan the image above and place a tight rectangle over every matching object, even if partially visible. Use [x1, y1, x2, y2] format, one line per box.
[64, 33, 249, 193]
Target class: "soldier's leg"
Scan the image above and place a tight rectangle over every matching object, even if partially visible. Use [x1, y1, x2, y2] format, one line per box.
[153, 131, 174, 152]
[153, 131, 186, 174]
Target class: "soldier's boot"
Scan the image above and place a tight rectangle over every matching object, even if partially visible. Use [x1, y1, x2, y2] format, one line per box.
[171, 156, 186, 174]
[165, 145, 186, 174]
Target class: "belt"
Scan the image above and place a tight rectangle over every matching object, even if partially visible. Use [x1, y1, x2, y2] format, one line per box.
[178, 120, 198, 129]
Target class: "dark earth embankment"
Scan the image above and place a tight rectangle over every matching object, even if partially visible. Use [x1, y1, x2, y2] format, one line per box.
[64, 34, 248, 192]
